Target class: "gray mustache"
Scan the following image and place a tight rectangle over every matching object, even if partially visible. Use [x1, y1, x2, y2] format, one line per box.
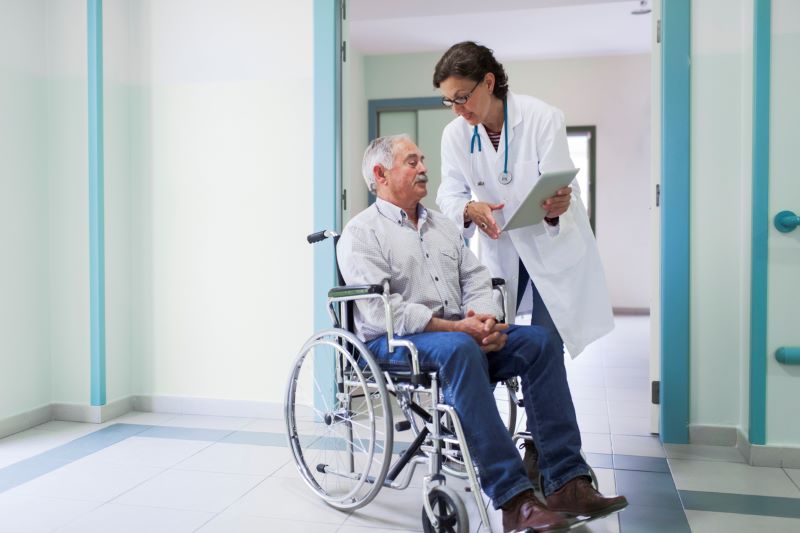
[414, 174, 429, 184]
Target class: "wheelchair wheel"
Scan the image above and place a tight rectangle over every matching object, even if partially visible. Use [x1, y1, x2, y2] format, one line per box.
[285, 328, 393, 511]
[421, 485, 469, 533]
[494, 378, 522, 435]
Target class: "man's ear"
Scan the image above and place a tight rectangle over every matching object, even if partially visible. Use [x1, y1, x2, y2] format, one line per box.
[373, 165, 387, 186]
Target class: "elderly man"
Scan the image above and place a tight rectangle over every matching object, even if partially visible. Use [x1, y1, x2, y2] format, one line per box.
[337, 135, 627, 533]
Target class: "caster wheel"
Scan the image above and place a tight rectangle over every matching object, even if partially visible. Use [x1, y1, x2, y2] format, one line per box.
[421, 485, 469, 533]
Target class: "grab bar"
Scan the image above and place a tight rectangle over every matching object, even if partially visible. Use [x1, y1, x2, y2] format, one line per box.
[775, 347, 800, 365]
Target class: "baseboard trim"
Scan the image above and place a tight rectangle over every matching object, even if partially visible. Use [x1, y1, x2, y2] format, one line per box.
[51, 396, 134, 424]
[132, 395, 284, 419]
[689, 424, 738, 446]
[737, 428, 800, 468]
[0, 404, 53, 440]
[612, 307, 650, 316]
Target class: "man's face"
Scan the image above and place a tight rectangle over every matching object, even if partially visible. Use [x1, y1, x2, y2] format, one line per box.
[376, 139, 429, 207]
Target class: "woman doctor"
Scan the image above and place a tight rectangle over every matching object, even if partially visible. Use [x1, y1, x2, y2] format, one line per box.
[434, 41, 613, 356]
[433, 39, 615, 491]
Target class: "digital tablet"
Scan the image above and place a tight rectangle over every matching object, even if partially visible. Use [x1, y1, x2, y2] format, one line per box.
[501, 168, 579, 231]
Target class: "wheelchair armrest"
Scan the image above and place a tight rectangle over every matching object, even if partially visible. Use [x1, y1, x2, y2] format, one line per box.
[491, 278, 505, 287]
[327, 284, 384, 299]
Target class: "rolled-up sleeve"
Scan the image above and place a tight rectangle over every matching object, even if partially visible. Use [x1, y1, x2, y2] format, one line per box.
[337, 226, 433, 340]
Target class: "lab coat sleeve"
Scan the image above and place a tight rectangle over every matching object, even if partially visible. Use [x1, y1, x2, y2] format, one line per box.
[437, 127, 477, 239]
[459, 239, 503, 318]
[537, 107, 583, 236]
[337, 225, 433, 339]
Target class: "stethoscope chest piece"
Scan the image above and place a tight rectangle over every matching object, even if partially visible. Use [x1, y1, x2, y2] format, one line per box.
[498, 171, 513, 185]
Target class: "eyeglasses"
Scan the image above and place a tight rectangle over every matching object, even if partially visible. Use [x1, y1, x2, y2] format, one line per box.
[441, 80, 481, 107]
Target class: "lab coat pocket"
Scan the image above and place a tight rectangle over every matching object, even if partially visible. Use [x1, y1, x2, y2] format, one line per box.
[513, 159, 540, 183]
[534, 209, 586, 273]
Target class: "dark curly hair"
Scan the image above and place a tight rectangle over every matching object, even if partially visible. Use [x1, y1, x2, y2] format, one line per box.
[433, 41, 509, 100]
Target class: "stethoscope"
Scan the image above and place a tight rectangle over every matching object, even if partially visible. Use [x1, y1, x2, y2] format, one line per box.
[470, 97, 512, 185]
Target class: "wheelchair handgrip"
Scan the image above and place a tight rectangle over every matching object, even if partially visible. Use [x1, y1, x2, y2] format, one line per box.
[491, 278, 505, 287]
[307, 230, 329, 243]
[328, 285, 384, 299]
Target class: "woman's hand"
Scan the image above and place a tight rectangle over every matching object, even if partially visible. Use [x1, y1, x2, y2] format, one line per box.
[542, 186, 572, 218]
[466, 201, 505, 239]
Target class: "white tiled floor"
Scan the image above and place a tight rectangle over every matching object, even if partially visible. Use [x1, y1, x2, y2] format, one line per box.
[685, 510, 800, 533]
[668, 459, 800, 497]
[2, 316, 800, 531]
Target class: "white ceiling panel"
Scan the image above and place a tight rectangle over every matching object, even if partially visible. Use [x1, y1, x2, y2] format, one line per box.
[348, 0, 652, 60]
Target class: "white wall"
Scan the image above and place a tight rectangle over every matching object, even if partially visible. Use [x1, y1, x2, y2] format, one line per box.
[690, 0, 752, 431]
[104, 0, 134, 403]
[0, 0, 51, 419]
[343, 43, 368, 222]
[357, 52, 651, 310]
[46, 0, 91, 406]
[128, 0, 315, 404]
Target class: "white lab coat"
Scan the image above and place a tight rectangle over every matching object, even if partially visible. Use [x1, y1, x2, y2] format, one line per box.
[437, 92, 614, 357]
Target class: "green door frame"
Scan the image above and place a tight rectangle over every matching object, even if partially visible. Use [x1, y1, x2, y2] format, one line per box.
[659, 0, 691, 444]
[317, 1, 697, 444]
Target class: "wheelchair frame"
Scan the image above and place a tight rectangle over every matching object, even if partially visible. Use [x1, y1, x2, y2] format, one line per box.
[285, 229, 499, 532]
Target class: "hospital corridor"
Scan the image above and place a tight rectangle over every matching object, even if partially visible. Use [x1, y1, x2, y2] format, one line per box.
[2, 1, 799, 532]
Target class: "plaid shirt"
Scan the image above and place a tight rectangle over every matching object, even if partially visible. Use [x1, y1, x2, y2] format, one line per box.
[337, 197, 501, 341]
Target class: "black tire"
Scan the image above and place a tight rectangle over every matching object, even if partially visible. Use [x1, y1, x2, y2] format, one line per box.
[421, 485, 469, 533]
[285, 328, 393, 511]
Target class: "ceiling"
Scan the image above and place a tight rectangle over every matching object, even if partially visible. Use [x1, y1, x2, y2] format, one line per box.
[348, 0, 653, 60]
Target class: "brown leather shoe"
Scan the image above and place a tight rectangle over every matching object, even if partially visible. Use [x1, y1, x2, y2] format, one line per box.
[546, 476, 628, 518]
[520, 441, 541, 492]
[502, 490, 569, 532]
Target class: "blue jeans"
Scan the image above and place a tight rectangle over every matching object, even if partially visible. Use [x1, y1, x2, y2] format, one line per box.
[366, 325, 589, 507]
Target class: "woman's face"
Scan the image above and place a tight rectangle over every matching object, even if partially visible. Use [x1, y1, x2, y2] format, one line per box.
[438, 73, 495, 126]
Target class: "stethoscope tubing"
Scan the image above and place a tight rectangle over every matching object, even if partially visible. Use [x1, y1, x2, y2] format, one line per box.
[468, 97, 510, 179]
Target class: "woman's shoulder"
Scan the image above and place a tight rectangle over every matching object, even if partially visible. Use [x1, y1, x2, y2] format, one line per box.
[511, 92, 563, 119]
[441, 114, 471, 141]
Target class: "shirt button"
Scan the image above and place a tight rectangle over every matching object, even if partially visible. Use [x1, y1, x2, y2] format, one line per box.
[435, 276, 439, 281]
[426, 253, 430, 258]
[445, 300, 448, 305]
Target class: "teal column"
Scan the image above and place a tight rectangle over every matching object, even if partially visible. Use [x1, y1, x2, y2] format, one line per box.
[660, 0, 691, 444]
[313, 0, 341, 408]
[749, 0, 771, 446]
[88, 0, 106, 406]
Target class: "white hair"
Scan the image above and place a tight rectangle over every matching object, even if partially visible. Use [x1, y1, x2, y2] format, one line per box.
[361, 134, 412, 193]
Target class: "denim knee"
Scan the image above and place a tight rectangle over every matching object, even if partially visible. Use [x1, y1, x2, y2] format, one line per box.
[435, 332, 488, 379]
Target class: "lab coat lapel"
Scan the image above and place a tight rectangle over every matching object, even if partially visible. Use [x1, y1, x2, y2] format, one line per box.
[500, 93, 523, 160]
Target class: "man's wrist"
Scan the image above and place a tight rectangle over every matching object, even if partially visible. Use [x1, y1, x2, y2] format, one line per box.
[544, 216, 559, 226]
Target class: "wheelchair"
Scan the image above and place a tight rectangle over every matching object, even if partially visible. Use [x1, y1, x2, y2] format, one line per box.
[285, 230, 595, 532]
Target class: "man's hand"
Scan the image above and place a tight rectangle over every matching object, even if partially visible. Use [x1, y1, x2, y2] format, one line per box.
[542, 186, 572, 218]
[461, 309, 508, 353]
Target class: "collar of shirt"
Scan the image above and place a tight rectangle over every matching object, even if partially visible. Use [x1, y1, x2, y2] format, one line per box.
[374, 197, 429, 228]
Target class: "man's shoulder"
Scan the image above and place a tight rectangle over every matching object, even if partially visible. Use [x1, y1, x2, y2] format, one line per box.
[427, 208, 462, 235]
[344, 203, 380, 231]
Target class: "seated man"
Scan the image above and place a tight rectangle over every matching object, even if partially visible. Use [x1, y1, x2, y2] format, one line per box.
[338, 134, 627, 533]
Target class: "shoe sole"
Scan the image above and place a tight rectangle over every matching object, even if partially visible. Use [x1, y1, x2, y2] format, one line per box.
[560, 500, 629, 529]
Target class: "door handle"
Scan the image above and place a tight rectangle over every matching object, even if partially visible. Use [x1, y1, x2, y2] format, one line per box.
[774, 210, 800, 233]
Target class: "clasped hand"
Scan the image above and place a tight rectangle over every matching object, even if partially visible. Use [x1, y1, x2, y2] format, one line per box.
[458, 309, 509, 353]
